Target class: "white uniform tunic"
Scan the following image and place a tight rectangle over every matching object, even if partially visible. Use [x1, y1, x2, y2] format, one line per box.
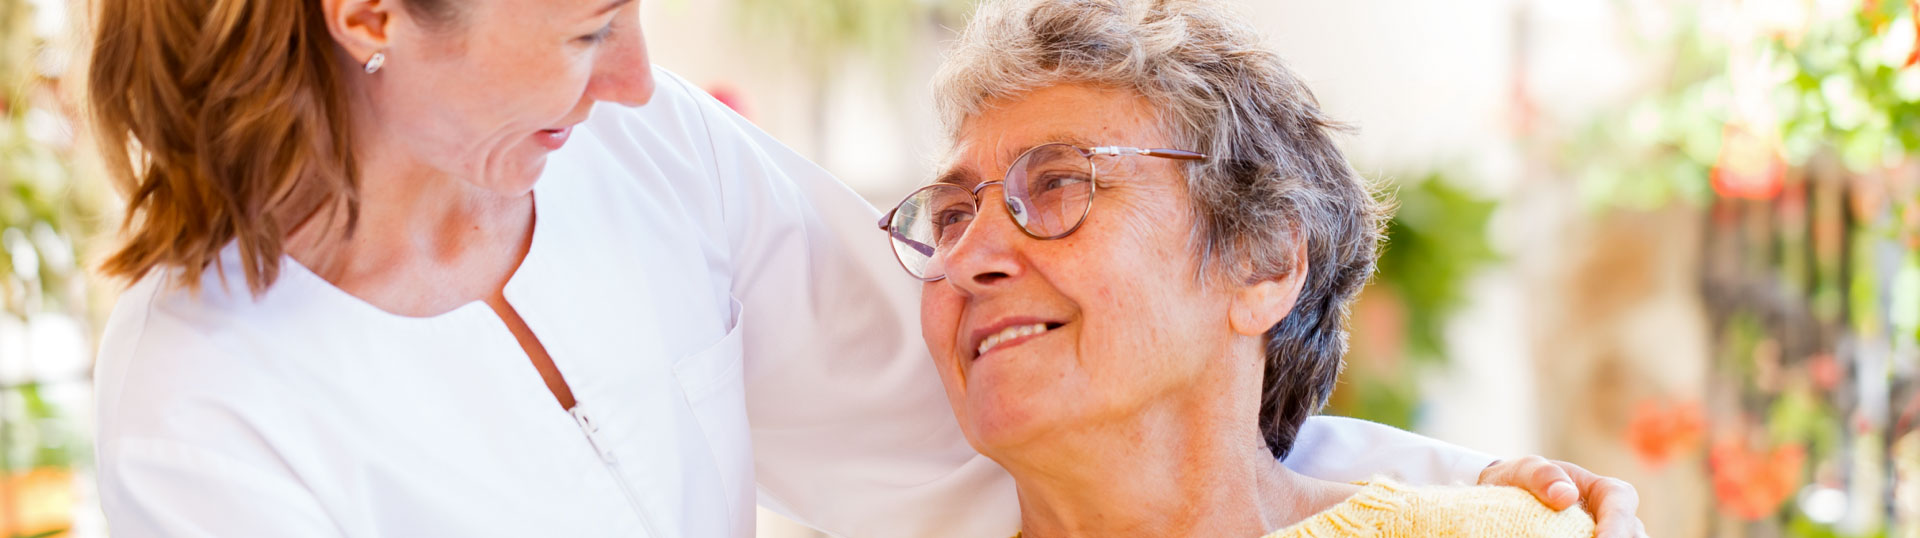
[92, 68, 1495, 537]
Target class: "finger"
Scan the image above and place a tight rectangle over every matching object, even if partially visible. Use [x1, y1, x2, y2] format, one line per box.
[1481, 455, 1549, 484]
[1585, 477, 1642, 538]
[1528, 459, 1579, 511]
[1478, 456, 1574, 510]
[1556, 462, 1651, 537]
[1478, 458, 1507, 484]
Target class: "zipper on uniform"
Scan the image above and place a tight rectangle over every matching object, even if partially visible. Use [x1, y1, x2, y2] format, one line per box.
[571, 404, 662, 538]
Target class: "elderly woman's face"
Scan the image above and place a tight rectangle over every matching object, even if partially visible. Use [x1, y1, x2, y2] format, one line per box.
[360, 0, 651, 193]
[920, 84, 1243, 453]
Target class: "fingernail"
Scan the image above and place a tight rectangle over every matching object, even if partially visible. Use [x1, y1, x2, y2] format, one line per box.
[1548, 481, 1577, 501]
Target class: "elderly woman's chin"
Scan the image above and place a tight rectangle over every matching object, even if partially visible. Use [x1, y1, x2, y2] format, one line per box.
[948, 360, 1127, 459]
[956, 384, 1090, 457]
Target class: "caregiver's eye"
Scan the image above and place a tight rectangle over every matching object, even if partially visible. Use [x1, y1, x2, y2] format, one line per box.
[577, 23, 615, 45]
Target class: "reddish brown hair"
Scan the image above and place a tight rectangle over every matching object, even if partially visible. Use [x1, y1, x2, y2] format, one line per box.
[88, 0, 458, 294]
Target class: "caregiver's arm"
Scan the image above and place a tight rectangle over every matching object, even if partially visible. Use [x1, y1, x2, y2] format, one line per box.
[93, 282, 341, 537]
[100, 438, 342, 537]
[658, 71, 1020, 537]
[1288, 416, 1648, 538]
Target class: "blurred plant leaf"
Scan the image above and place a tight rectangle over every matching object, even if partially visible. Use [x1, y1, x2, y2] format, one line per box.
[1376, 173, 1502, 363]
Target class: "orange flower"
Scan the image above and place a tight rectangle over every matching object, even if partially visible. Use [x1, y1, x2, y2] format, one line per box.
[0, 467, 74, 537]
[1626, 398, 1706, 468]
[1709, 438, 1806, 520]
[1710, 124, 1787, 200]
[1809, 353, 1842, 391]
[1908, 0, 1920, 67]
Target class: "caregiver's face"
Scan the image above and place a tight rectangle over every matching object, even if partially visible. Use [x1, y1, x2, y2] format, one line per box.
[361, 0, 653, 193]
[920, 84, 1239, 454]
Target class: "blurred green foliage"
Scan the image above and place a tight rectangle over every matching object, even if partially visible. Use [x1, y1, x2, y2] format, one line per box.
[1377, 173, 1504, 365]
[1565, 1, 1920, 211]
[1, 0, 94, 318]
[1327, 173, 1501, 429]
[0, 0, 95, 503]
[1616, 0, 1920, 532]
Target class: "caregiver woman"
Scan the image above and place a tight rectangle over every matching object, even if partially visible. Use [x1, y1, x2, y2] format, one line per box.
[86, 0, 1643, 536]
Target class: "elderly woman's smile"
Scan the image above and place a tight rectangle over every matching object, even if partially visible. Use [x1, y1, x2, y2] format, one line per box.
[918, 83, 1243, 451]
[971, 319, 1065, 358]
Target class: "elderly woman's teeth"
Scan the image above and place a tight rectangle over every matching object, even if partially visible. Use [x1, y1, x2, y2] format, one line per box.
[978, 323, 1050, 356]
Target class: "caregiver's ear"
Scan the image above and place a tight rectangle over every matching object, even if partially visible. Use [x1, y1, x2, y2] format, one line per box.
[321, 0, 397, 61]
[1228, 240, 1309, 337]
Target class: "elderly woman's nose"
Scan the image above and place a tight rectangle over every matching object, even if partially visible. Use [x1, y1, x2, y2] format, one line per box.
[589, 24, 655, 107]
[944, 192, 1025, 289]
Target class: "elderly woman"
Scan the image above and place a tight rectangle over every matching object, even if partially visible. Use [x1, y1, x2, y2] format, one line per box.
[86, 0, 1638, 535]
[883, 0, 1603, 535]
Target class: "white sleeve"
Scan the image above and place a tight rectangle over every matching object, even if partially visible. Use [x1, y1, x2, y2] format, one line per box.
[92, 280, 344, 537]
[666, 74, 1021, 537]
[1282, 415, 1498, 485]
[99, 438, 342, 537]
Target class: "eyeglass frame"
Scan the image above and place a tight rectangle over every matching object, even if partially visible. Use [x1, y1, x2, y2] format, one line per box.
[876, 143, 1208, 282]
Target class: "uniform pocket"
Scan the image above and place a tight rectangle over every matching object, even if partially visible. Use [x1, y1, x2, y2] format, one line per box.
[673, 297, 745, 402]
[671, 297, 752, 531]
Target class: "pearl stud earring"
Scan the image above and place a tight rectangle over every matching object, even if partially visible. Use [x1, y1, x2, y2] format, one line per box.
[363, 52, 386, 74]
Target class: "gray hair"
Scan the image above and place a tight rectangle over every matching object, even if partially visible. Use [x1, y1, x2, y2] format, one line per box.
[934, 0, 1388, 458]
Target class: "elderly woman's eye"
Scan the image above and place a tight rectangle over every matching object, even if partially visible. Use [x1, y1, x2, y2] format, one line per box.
[1035, 172, 1091, 192]
[932, 208, 976, 243]
[935, 208, 975, 227]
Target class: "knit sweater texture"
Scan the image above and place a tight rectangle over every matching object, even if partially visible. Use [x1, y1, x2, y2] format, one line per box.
[1011, 477, 1595, 537]
[1263, 478, 1595, 537]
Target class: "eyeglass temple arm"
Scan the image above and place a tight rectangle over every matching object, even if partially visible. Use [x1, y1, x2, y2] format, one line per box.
[893, 231, 936, 257]
[1086, 146, 1207, 160]
[878, 209, 938, 257]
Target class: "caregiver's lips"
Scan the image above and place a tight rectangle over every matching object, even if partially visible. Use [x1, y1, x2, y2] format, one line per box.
[535, 126, 573, 150]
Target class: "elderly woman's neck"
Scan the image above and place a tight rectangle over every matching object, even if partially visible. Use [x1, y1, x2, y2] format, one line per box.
[996, 405, 1356, 538]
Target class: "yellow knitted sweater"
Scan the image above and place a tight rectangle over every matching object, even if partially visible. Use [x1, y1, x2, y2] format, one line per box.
[1012, 478, 1594, 537]
[1263, 478, 1595, 537]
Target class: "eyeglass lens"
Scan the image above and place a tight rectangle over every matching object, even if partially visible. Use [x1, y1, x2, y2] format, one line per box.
[886, 143, 1095, 280]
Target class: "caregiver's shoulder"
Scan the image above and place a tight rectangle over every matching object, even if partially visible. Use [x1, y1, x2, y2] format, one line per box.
[94, 259, 342, 440]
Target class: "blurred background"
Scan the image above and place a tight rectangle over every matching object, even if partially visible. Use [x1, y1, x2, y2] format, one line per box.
[2, 0, 1918, 536]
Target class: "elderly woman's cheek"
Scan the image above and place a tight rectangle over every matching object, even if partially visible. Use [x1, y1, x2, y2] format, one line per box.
[919, 287, 963, 363]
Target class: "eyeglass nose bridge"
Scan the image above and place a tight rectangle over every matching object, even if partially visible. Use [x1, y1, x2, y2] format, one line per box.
[965, 180, 1041, 235]
[970, 179, 1007, 197]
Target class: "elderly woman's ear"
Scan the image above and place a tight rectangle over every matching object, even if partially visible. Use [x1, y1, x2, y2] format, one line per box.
[1228, 240, 1310, 337]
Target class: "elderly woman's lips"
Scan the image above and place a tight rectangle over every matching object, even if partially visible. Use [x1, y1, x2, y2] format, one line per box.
[974, 322, 1063, 358]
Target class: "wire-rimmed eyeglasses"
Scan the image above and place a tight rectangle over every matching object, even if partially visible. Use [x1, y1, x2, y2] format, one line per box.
[877, 143, 1206, 281]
